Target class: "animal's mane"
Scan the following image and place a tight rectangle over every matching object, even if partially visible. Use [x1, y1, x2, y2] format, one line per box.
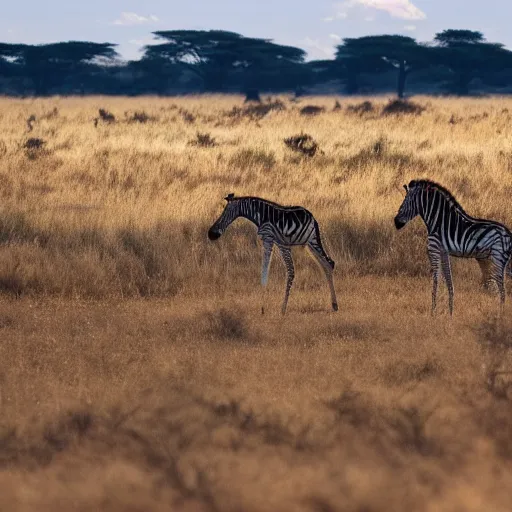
[232, 196, 301, 209]
[410, 180, 467, 214]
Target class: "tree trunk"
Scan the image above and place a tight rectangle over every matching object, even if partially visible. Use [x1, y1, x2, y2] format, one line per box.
[456, 71, 470, 95]
[397, 60, 408, 99]
[345, 73, 359, 94]
[244, 88, 261, 102]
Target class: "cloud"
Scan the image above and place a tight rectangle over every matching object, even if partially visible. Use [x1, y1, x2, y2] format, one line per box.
[322, 10, 348, 22]
[112, 12, 159, 26]
[404, 24, 417, 31]
[303, 37, 336, 59]
[329, 34, 342, 41]
[358, 0, 425, 19]
[327, 0, 425, 21]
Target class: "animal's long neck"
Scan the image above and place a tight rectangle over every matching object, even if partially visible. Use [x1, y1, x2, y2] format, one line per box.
[418, 187, 466, 235]
[238, 197, 268, 228]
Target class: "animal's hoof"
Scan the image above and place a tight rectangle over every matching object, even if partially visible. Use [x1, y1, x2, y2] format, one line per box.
[261, 307, 265, 315]
[332, 303, 338, 312]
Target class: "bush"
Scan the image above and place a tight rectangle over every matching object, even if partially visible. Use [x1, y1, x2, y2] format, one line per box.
[299, 105, 325, 116]
[382, 99, 425, 116]
[228, 100, 286, 121]
[98, 109, 115, 123]
[346, 101, 374, 115]
[126, 110, 154, 123]
[190, 132, 217, 148]
[283, 133, 319, 158]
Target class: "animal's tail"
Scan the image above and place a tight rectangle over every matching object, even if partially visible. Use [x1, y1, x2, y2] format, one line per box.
[314, 220, 335, 270]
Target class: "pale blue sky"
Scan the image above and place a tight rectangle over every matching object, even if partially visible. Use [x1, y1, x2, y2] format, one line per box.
[1, 1, 510, 61]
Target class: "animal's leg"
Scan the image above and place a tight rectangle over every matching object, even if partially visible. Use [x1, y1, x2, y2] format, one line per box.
[278, 246, 295, 315]
[489, 253, 508, 308]
[427, 237, 442, 315]
[440, 248, 454, 316]
[308, 243, 338, 312]
[260, 238, 274, 315]
[477, 258, 493, 291]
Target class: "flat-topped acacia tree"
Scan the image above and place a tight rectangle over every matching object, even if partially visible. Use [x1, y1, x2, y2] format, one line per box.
[335, 35, 432, 98]
[143, 30, 306, 97]
[0, 41, 118, 95]
[433, 29, 512, 95]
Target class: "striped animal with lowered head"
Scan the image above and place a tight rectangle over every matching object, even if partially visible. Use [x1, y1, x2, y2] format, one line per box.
[208, 194, 338, 314]
[394, 179, 512, 314]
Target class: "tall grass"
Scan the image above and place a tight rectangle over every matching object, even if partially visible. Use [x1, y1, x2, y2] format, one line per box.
[0, 95, 511, 297]
[1, 95, 512, 510]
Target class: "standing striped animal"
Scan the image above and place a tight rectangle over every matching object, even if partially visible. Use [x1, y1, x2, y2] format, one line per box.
[394, 179, 512, 315]
[208, 194, 338, 314]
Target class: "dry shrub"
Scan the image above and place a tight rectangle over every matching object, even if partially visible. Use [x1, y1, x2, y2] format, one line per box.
[382, 357, 441, 386]
[190, 132, 217, 148]
[126, 110, 154, 123]
[346, 101, 374, 115]
[205, 309, 249, 341]
[229, 148, 276, 171]
[284, 133, 319, 157]
[228, 99, 286, 120]
[179, 108, 195, 123]
[382, 99, 425, 116]
[26, 114, 36, 132]
[23, 137, 45, 150]
[333, 100, 342, 111]
[23, 137, 47, 160]
[98, 108, 115, 123]
[300, 105, 325, 116]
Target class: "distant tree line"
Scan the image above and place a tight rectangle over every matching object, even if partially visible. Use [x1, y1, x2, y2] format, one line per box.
[1, 29, 512, 98]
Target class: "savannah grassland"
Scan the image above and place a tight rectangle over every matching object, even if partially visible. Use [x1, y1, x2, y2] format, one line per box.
[1, 94, 512, 511]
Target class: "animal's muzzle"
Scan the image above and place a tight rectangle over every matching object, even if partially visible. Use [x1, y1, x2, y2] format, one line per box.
[208, 229, 221, 241]
[394, 216, 406, 230]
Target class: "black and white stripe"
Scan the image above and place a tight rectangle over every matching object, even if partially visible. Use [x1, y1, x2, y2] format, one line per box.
[395, 179, 512, 314]
[208, 193, 338, 314]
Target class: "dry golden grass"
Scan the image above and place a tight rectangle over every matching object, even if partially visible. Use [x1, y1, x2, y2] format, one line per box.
[1, 95, 512, 510]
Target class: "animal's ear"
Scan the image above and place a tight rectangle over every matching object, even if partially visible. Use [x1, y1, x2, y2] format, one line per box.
[403, 184, 408, 193]
[224, 193, 235, 202]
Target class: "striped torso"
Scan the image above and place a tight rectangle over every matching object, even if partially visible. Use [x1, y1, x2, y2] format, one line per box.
[239, 197, 316, 246]
[419, 187, 512, 258]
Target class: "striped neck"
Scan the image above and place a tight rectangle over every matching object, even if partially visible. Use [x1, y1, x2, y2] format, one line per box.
[238, 197, 265, 228]
[418, 186, 468, 234]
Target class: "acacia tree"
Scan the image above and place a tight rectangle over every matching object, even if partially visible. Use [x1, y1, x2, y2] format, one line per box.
[335, 35, 431, 97]
[334, 37, 391, 94]
[0, 41, 118, 95]
[433, 30, 512, 95]
[143, 30, 306, 95]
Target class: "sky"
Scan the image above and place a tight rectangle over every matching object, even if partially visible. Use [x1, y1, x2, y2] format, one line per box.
[1, 0, 511, 61]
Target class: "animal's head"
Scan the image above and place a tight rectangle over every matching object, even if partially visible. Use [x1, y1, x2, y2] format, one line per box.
[207, 193, 239, 241]
[394, 180, 423, 230]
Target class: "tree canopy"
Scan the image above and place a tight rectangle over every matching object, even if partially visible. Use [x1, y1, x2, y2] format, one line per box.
[1, 28, 512, 97]
[0, 41, 118, 94]
[433, 30, 512, 95]
[143, 30, 306, 94]
[335, 35, 432, 97]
